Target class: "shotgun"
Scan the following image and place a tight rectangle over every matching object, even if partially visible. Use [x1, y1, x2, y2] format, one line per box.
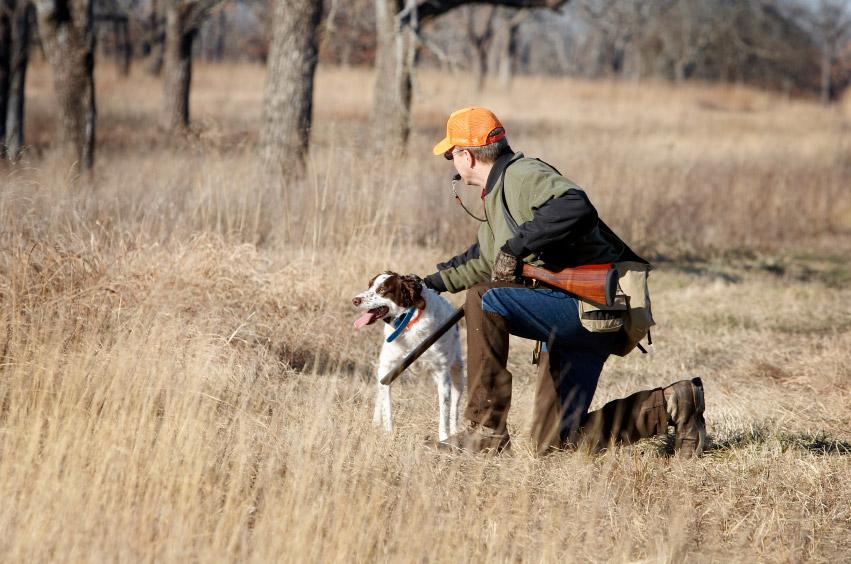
[378, 264, 617, 386]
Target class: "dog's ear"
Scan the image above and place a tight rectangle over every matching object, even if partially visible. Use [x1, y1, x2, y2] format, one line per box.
[400, 275, 426, 310]
[368, 271, 395, 290]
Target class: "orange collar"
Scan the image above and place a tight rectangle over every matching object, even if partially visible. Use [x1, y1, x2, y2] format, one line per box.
[406, 307, 424, 328]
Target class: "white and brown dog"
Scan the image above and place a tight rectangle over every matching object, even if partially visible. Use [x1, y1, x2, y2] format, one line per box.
[352, 272, 464, 441]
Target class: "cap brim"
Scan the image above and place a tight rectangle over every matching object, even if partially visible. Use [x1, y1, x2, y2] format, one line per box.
[432, 137, 454, 156]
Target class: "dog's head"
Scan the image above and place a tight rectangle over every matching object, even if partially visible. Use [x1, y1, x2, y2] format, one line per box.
[352, 272, 426, 329]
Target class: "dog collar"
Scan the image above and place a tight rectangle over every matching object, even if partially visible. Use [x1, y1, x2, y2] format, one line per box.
[385, 307, 424, 343]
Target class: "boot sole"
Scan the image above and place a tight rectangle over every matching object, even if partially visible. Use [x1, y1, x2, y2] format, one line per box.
[432, 443, 511, 455]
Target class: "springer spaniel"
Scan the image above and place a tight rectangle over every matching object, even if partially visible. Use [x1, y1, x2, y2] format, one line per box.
[352, 272, 464, 441]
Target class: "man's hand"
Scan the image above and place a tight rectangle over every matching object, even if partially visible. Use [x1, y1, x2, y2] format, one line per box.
[491, 249, 521, 282]
[422, 272, 446, 293]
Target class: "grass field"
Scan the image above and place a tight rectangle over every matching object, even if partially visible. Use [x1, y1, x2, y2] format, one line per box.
[0, 62, 850, 562]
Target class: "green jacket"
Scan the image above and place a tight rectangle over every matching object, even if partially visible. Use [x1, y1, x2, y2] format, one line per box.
[430, 152, 635, 294]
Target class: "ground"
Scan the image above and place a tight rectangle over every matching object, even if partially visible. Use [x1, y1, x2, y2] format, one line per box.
[0, 62, 849, 562]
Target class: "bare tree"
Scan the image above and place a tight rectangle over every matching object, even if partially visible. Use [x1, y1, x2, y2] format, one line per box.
[211, 8, 225, 60]
[569, 0, 821, 94]
[372, 0, 568, 153]
[4, 0, 33, 160]
[197, 7, 225, 60]
[36, 0, 97, 169]
[260, 0, 322, 178]
[372, 0, 415, 154]
[0, 1, 11, 158]
[496, 9, 528, 89]
[319, 0, 376, 67]
[115, 17, 130, 74]
[809, 0, 851, 102]
[465, 5, 496, 91]
[93, 0, 132, 76]
[161, 0, 223, 131]
[143, 0, 165, 74]
[574, 0, 674, 80]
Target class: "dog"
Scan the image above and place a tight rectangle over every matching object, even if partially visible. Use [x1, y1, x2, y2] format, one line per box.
[352, 272, 464, 441]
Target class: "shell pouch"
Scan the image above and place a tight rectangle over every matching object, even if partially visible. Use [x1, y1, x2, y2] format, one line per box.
[577, 294, 627, 333]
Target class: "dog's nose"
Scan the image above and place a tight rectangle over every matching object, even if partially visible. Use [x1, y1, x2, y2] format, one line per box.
[352, 297, 362, 307]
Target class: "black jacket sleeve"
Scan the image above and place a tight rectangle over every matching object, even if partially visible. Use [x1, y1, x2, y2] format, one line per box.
[503, 189, 598, 257]
[436, 241, 481, 270]
[424, 241, 482, 293]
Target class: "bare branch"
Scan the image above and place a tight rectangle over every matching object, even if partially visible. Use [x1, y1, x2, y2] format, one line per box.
[182, 0, 223, 32]
[401, 0, 569, 25]
[506, 7, 529, 27]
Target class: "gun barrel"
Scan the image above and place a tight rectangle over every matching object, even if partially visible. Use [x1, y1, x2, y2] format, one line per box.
[379, 306, 465, 386]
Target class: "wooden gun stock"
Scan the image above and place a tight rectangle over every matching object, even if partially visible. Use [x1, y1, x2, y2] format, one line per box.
[521, 263, 618, 306]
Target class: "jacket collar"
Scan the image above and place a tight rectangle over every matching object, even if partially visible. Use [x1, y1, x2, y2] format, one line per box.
[483, 150, 523, 197]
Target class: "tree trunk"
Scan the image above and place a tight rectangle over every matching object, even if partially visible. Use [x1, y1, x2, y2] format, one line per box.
[820, 50, 834, 104]
[5, 0, 32, 161]
[260, 0, 322, 178]
[0, 0, 11, 158]
[473, 43, 487, 91]
[36, 0, 96, 170]
[371, 0, 414, 153]
[498, 16, 520, 90]
[114, 18, 130, 76]
[213, 8, 225, 60]
[161, 0, 225, 131]
[162, 4, 194, 131]
[468, 6, 496, 92]
[146, 0, 164, 75]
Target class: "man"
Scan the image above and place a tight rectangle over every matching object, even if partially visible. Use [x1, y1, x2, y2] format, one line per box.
[421, 107, 706, 456]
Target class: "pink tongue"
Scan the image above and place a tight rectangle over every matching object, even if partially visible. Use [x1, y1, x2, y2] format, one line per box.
[354, 311, 379, 329]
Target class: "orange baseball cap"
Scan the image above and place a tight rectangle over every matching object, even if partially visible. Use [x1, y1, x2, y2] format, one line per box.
[432, 107, 506, 156]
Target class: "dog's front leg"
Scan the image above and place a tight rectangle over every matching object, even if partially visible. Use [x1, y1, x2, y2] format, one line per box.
[434, 370, 451, 442]
[449, 358, 465, 436]
[374, 349, 394, 434]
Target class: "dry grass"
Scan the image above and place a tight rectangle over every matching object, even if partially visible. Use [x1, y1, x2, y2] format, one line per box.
[0, 62, 849, 562]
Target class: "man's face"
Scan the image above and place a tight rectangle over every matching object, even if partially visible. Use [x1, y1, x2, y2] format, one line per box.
[447, 148, 474, 184]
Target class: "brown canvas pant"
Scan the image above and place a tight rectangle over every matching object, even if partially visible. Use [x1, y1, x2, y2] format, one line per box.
[463, 281, 668, 452]
[463, 281, 519, 431]
[531, 351, 669, 454]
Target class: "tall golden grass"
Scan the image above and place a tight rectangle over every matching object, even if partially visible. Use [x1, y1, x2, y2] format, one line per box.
[0, 62, 849, 561]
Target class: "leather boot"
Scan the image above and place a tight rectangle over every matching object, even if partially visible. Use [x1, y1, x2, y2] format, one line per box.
[434, 421, 511, 454]
[663, 377, 707, 457]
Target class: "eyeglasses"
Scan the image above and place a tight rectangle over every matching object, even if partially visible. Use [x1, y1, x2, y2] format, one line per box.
[444, 148, 467, 161]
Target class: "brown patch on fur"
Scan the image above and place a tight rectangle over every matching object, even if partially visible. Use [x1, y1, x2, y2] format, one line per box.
[376, 272, 425, 310]
[401, 274, 426, 310]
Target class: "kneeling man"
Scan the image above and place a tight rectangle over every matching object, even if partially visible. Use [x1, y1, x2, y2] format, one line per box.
[421, 107, 706, 456]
